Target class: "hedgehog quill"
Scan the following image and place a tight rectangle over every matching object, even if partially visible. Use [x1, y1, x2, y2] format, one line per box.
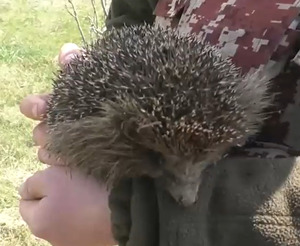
[45, 24, 272, 206]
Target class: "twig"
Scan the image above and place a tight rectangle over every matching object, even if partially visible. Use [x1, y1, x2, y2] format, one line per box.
[91, 0, 99, 29]
[88, 16, 99, 42]
[88, 16, 95, 41]
[90, 0, 108, 39]
[89, 0, 100, 41]
[65, 0, 87, 46]
[100, 0, 108, 17]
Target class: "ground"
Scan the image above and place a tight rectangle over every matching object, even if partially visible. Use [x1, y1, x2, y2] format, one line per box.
[0, 1, 104, 245]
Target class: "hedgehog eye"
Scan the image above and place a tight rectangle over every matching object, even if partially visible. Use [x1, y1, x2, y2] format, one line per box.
[146, 150, 165, 166]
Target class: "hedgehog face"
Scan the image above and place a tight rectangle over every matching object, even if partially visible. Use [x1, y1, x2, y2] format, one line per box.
[152, 153, 213, 206]
[135, 125, 236, 206]
[131, 118, 234, 206]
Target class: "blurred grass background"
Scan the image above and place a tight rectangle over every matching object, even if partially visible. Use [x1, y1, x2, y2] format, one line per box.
[0, 0, 105, 245]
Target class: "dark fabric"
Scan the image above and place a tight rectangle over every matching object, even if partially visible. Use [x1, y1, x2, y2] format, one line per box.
[105, 0, 158, 29]
[110, 157, 300, 246]
[109, 178, 159, 246]
[109, 179, 132, 245]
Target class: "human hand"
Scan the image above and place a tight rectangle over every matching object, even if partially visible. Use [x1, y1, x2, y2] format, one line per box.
[19, 43, 82, 165]
[19, 166, 114, 246]
[19, 43, 115, 246]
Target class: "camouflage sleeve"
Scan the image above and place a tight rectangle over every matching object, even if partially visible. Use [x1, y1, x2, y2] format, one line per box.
[105, 0, 158, 29]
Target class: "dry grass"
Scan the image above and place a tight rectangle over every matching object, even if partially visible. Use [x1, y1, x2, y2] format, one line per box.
[0, 1, 104, 245]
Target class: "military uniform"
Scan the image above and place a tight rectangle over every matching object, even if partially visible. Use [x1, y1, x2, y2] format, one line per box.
[105, 0, 300, 245]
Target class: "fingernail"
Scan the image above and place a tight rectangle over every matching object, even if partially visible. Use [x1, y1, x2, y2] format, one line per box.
[18, 183, 25, 196]
[32, 100, 47, 119]
[32, 104, 39, 119]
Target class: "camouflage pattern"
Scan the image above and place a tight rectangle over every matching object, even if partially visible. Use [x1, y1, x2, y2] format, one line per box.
[154, 0, 300, 74]
[154, 0, 300, 159]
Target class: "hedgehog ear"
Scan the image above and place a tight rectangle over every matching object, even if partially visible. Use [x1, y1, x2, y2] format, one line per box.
[102, 100, 161, 148]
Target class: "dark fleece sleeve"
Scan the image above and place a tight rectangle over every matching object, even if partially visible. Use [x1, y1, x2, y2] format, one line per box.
[110, 156, 300, 246]
[104, 2, 160, 245]
[155, 157, 300, 246]
[105, 0, 158, 29]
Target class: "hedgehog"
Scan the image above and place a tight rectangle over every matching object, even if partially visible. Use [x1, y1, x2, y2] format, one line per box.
[45, 24, 271, 206]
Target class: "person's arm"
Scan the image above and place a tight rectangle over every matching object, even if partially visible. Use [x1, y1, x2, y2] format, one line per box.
[105, 0, 158, 29]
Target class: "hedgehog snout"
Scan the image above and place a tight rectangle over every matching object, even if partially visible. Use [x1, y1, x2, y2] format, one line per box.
[167, 179, 200, 206]
[156, 156, 213, 206]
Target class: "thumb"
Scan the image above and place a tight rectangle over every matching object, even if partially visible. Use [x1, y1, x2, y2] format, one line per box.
[19, 199, 40, 229]
[19, 171, 47, 200]
[58, 43, 82, 68]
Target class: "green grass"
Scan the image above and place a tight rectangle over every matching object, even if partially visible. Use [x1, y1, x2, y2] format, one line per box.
[0, 1, 104, 245]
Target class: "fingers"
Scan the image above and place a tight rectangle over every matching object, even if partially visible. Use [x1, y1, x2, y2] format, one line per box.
[33, 121, 64, 165]
[19, 198, 39, 236]
[19, 94, 49, 120]
[19, 200, 38, 223]
[20, 43, 82, 169]
[33, 122, 48, 147]
[19, 166, 69, 201]
[58, 43, 81, 68]
[19, 171, 47, 200]
[33, 119, 64, 165]
[20, 43, 81, 121]
[19, 170, 50, 239]
[19, 198, 50, 240]
[32, 114, 65, 166]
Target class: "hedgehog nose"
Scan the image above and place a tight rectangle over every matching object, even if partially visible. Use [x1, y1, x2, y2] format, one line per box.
[178, 195, 197, 207]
